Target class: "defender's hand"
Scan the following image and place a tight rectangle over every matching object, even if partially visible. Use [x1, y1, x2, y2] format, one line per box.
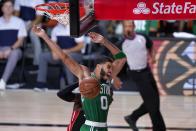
[32, 25, 46, 38]
[88, 32, 105, 44]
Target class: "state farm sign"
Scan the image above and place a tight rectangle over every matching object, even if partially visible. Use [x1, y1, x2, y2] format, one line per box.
[153, 2, 196, 14]
[95, 0, 196, 20]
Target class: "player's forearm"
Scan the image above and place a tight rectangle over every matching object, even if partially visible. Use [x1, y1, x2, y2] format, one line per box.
[102, 38, 121, 55]
[41, 34, 83, 79]
[112, 58, 126, 76]
[101, 38, 126, 75]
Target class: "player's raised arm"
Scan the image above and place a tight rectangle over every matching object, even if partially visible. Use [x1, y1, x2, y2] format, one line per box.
[88, 32, 126, 76]
[32, 25, 84, 80]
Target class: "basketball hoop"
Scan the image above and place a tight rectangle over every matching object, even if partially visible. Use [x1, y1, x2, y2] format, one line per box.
[35, 1, 96, 37]
[35, 2, 70, 25]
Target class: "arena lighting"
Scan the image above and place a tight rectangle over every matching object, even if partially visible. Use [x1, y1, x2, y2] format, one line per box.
[152, 2, 196, 14]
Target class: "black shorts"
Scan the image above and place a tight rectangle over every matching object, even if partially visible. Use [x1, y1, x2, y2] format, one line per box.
[67, 110, 85, 131]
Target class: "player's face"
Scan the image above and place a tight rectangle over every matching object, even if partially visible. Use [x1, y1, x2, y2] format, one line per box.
[2, 1, 14, 16]
[100, 62, 113, 81]
[123, 20, 135, 37]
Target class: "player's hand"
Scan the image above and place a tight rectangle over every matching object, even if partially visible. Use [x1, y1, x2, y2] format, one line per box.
[88, 32, 105, 44]
[32, 25, 46, 38]
[112, 76, 122, 90]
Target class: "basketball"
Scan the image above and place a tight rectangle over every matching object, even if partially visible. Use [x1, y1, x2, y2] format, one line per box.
[79, 78, 100, 99]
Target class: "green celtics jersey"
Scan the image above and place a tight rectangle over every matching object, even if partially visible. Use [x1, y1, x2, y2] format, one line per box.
[81, 79, 113, 123]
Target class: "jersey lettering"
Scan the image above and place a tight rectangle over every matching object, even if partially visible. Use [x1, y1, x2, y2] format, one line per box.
[100, 84, 111, 95]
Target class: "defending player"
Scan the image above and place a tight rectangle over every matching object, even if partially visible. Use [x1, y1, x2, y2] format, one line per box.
[32, 25, 126, 131]
[57, 82, 85, 131]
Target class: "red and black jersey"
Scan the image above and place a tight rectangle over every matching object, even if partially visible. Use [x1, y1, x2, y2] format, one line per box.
[67, 109, 85, 131]
[57, 82, 85, 131]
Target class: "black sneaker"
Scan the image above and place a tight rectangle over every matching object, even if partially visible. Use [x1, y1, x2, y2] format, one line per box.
[124, 115, 139, 131]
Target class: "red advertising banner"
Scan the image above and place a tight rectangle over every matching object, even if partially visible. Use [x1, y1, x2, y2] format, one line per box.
[94, 0, 196, 20]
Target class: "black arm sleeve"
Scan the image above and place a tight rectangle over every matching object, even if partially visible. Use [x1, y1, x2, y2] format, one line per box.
[137, 32, 153, 50]
[57, 82, 79, 102]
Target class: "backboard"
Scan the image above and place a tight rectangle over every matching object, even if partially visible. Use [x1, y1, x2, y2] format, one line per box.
[68, 0, 97, 37]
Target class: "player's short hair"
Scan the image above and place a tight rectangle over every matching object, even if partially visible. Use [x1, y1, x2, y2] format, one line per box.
[96, 56, 113, 65]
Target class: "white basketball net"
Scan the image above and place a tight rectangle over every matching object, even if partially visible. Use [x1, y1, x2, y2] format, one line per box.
[39, 11, 69, 25]
[36, 3, 70, 25]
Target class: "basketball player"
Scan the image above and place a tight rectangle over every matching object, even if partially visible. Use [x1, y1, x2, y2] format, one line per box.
[57, 82, 85, 131]
[58, 75, 122, 131]
[32, 25, 126, 131]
